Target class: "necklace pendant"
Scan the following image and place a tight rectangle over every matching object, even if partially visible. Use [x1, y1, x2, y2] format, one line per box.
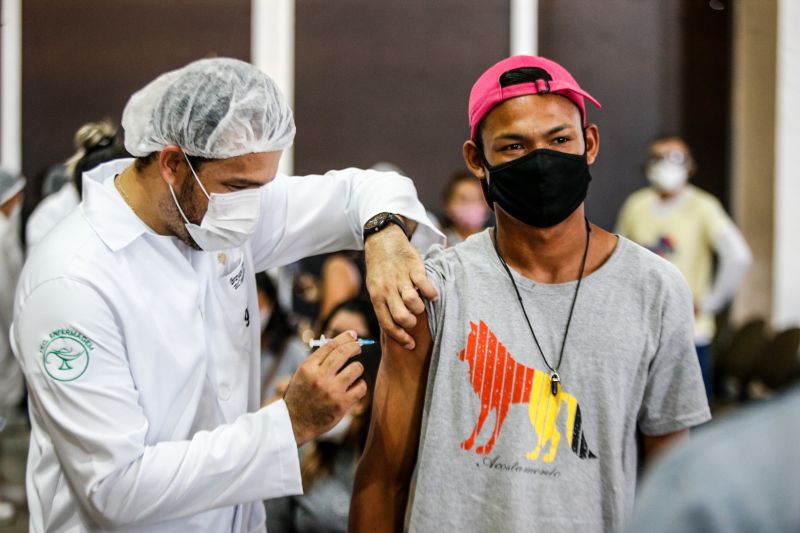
[550, 371, 561, 396]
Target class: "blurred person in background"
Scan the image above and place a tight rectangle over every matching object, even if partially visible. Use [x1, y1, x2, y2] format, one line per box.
[26, 120, 128, 250]
[439, 169, 491, 246]
[0, 167, 26, 522]
[622, 385, 800, 533]
[616, 136, 752, 399]
[257, 272, 308, 403]
[267, 298, 380, 533]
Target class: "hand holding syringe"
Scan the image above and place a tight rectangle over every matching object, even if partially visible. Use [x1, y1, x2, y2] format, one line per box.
[308, 335, 375, 349]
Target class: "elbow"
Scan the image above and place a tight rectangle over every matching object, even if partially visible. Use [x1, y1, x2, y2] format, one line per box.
[84, 475, 142, 530]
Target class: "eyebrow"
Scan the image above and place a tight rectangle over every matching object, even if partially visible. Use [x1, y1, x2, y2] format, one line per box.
[493, 123, 576, 142]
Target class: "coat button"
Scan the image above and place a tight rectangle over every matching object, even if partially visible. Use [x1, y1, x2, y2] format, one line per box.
[218, 383, 231, 401]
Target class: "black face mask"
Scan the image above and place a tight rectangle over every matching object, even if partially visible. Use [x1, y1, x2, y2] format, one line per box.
[483, 149, 592, 228]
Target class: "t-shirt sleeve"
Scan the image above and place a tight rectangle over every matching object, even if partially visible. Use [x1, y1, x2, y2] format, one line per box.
[423, 244, 449, 339]
[638, 269, 711, 435]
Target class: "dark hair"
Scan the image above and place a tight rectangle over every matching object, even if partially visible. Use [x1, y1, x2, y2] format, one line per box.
[74, 144, 130, 197]
[441, 169, 476, 204]
[255, 272, 296, 356]
[133, 152, 216, 173]
[317, 297, 379, 339]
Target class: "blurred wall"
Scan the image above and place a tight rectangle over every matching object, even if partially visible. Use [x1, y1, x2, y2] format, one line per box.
[731, 0, 777, 325]
[20, 0, 251, 217]
[539, 0, 731, 230]
[292, 0, 509, 211]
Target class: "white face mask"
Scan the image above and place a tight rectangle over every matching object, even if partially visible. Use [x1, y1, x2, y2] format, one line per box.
[646, 159, 689, 194]
[169, 151, 262, 251]
[316, 413, 353, 444]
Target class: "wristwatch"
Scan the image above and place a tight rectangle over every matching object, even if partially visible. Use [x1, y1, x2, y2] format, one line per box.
[363, 212, 410, 241]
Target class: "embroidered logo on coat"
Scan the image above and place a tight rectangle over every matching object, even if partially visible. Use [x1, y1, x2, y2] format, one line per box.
[39, 328, 93, 382]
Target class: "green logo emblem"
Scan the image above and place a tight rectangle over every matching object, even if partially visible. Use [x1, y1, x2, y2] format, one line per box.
[39, 328, 93, 382]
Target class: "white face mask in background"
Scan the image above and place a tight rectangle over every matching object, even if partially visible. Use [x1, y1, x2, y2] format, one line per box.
[169, 151, 263, 251]
[316, 413, 353, 444]
[646, 159, 689, 194]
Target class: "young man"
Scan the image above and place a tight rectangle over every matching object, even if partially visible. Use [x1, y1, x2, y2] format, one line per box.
[350, 56, 710, 532]
[616, 137, 751, 398]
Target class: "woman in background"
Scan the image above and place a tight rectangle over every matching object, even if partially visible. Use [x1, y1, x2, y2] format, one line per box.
[439, 169, 490, 247]
[265, 298, 380, 533]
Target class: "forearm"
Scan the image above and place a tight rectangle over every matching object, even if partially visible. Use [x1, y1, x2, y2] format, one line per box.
[74, 402, 300, 528]
[350, 323, 432, 532]
[350, 444, 413, 532]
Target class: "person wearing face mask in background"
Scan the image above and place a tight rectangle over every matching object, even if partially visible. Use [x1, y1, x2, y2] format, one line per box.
[256, 272, 308, 404]
[10, 58, 443, 533]
[350, 56, 710, 533]
[440, 169, 492, 247]
[267, 298, 380, 533]
[616, 136, 751, 400]
[0, 168, 26, 523]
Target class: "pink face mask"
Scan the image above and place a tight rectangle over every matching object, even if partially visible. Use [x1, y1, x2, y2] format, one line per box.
[448, 203, 489, 231]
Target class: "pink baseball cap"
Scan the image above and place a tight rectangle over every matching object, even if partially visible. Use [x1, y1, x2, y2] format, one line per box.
[468, 55, 601, 141]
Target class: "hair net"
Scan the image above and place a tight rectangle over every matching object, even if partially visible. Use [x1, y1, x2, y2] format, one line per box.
[122, 58, 295, 159]
[0, 167, 25, 206]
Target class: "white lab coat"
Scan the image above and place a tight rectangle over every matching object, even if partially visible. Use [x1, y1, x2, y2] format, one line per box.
[25, 181, 80, 252]
[11, 158, 442, 532]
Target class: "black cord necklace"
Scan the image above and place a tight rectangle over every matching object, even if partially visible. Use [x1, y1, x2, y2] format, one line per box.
[492, 217, 591, 397]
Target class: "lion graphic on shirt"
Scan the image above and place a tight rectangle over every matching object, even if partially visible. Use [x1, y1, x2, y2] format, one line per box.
[457, 320, 596, 462]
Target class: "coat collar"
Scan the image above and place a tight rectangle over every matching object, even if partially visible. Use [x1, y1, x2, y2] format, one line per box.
[81, 158, 153, 252]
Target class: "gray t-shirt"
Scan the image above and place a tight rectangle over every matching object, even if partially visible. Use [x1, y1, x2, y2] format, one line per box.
[409, 229, 710, 533]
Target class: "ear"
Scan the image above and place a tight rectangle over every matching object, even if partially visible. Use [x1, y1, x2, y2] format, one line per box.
[583, 124, 600, 165]
[463, 140, 487, 180]
[158, 145, 188, 187]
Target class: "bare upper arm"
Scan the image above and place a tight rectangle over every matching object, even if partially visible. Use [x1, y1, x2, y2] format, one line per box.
[365, 309, 433, 479]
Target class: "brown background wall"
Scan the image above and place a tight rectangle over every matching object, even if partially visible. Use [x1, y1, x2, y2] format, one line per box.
[539, 0, 731, 229]
[293, 0, 510, 212]
[20, 0, 251, 216]
[17, 1, 731, 233]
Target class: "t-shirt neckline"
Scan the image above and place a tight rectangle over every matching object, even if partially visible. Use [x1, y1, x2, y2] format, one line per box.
[479, 227, 626, 294]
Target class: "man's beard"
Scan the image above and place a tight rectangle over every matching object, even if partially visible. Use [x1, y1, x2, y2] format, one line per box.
[162, 174, 204, 250]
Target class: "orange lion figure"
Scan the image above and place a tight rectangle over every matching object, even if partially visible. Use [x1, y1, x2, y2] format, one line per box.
[458, 320, 595, 462]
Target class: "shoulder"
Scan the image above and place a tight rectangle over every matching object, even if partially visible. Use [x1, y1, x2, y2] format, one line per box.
[19, 209, 113, 308]
[686, 185, 729, 217]
[615, 237, 692, 302]
[634, 389, 800, 528]
[620, 187, 656, 211]
[423, 229, 490, 279]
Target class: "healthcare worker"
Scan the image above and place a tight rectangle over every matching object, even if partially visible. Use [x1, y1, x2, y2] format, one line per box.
[11, 58, 442, 532]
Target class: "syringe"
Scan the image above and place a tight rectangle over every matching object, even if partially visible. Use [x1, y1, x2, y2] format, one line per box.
[308, 334, 376, 348]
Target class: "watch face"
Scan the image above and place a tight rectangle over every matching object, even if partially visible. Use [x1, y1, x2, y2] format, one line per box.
[365, 212, 390, 231]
